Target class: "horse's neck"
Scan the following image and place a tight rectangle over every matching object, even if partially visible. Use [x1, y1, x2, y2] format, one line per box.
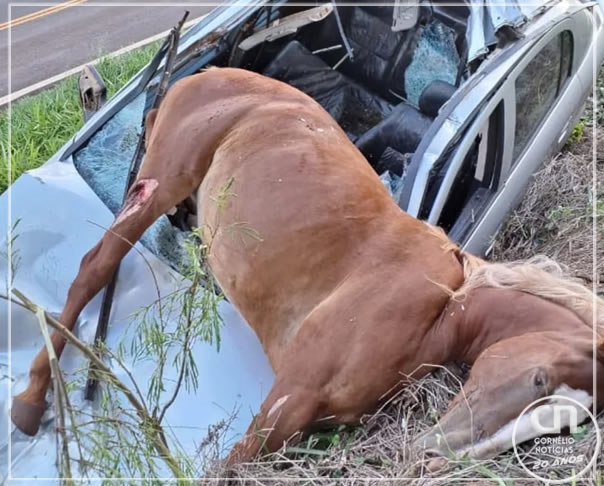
[439, 287, 588, 363]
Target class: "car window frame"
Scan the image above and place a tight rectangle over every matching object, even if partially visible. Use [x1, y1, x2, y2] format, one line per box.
[423, 17, 581, 236]
[399, 1, 590, 218]
[509, 29, 574, 167]
[456, 8, 595, 255]
[424, 89, 510, 226]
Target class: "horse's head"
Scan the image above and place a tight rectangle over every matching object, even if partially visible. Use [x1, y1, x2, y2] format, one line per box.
[417, 330, 603, 458]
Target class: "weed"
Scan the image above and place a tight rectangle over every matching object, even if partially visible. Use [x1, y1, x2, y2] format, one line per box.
[0, 42, 160, 194]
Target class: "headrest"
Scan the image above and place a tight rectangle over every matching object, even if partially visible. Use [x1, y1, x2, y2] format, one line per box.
[263, 41, 330, 79]
[418, 80, 457, 118]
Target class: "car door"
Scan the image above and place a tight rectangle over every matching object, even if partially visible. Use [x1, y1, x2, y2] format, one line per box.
[431, 7, 596, 255]
[422, 93, 507, 244]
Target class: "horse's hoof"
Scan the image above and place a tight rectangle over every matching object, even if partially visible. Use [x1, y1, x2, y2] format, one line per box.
[10, 396, 46, 436]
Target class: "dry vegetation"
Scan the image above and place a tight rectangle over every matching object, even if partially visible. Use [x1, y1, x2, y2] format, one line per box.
[218, 359, 600, 485]
[491, 129, 603, 296]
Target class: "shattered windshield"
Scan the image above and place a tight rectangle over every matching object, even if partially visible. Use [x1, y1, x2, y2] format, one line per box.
[73, 93, 189, 271]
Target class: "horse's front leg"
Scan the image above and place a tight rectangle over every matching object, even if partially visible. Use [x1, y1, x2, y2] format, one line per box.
[225, 378, 324, 465]
[11, 176, 185, 436]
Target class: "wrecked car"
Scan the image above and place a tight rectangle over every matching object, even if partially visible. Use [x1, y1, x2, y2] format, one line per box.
[66, 0, 604, 262]
[1, 0, 603, 480]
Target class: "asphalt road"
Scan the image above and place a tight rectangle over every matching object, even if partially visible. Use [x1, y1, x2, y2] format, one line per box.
[0, 1, 215, 98]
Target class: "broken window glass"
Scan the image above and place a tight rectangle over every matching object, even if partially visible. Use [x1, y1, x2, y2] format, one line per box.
[73, 94, 189, 272]
[513, 31, 573, 162]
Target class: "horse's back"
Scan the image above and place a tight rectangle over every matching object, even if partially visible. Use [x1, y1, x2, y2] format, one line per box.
[146, 68, 461, 366]
[193, 75, 401, 358]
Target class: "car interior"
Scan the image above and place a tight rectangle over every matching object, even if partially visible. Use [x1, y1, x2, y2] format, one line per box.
[73, 1, 478, 271]
[214, 2, 470, 187]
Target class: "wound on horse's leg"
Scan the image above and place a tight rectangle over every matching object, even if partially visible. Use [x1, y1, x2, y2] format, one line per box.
[115, 179, 159, 225]
[11, 178, 161, 436]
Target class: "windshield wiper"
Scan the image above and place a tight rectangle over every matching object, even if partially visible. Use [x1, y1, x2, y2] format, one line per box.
[84, 11, 189, 401]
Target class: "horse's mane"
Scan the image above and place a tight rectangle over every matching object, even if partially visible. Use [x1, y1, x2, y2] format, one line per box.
[456, 253, 604, 334]
[423, 223, 603, 334]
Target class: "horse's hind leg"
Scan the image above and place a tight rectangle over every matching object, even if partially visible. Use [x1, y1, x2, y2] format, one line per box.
[11, 176, 187, 435]
[225, 378, 323, 465]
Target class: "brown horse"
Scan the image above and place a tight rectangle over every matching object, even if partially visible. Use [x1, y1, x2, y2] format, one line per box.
[11, 67, 604, 464]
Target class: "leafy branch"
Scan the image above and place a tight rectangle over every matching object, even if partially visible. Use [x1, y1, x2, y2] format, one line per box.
[12, 289, 185, 479]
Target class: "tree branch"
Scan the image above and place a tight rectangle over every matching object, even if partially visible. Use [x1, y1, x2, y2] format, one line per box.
[12, 288, 185, 479]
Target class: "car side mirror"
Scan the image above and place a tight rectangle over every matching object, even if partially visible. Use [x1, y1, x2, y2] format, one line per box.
[78, 65, 107, 122]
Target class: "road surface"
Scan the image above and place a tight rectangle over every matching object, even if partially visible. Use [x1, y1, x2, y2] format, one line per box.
[0, 1, 215, 98]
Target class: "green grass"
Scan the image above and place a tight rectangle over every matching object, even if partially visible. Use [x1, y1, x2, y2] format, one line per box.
[0, 41, 160, 194]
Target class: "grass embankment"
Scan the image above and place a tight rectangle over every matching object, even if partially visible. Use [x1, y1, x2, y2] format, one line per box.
[0, 42, 159, 193]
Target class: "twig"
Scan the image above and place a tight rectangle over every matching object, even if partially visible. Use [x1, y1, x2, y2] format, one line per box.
[12, 289, 185, 479]
[34, 307, 73, 483]
[55, 361, 86, 477]
[157, 273, 200, 423]
[99, 344, 149, 414]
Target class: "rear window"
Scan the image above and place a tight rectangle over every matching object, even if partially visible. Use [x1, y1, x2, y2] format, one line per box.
[513, 30, 573, 161]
